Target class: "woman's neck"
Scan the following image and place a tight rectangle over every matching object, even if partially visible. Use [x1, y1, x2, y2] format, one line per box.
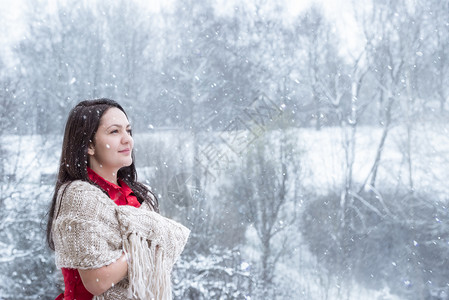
[89, 164, 118, 185]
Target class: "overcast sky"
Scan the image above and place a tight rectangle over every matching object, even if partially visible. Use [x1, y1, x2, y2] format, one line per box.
[0, 0, 363, 66]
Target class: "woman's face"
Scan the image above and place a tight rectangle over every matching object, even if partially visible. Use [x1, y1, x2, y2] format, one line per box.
[87, 107, 133, 177]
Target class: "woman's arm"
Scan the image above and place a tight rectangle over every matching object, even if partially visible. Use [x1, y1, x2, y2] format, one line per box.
[79, 253, 128, 296]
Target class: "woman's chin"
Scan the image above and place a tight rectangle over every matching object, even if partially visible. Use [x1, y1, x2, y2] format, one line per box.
[120, 160, 133, 168]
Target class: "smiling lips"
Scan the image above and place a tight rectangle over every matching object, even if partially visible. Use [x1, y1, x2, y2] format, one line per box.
[119, 148, 131, 154]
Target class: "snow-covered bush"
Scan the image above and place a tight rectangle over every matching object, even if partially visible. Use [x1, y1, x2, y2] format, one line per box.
[301, 190, 449, 299]
[172, 246, 252, 299]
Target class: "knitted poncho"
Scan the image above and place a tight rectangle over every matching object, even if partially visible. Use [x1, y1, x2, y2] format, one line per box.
[52, 180, 190, 300]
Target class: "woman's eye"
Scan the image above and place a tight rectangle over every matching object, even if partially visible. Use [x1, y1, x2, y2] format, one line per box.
[127, 129, 133, 135]
[111, 130, 118, 134]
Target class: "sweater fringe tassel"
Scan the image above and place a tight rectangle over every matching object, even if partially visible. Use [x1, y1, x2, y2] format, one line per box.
[124, 233, 171, 300]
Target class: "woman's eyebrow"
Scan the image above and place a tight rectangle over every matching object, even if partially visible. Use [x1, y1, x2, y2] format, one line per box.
[106, 123, 131, 129]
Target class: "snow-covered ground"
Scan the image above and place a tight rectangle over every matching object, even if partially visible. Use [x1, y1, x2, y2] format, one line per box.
[3, 122, 447, 192]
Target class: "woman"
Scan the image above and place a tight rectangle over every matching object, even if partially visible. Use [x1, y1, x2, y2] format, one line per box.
[47, 99, 190, 300]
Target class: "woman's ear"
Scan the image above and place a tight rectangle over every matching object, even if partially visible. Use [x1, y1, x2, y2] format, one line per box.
[87, 141, 95, 156]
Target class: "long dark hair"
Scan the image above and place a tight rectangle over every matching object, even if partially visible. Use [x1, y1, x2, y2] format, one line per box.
[46, 98, 158, 250]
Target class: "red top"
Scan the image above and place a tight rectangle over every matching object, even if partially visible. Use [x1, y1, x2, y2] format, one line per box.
[55, 168, 140, 300]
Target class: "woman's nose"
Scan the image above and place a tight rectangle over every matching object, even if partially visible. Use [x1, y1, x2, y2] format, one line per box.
[122, 132, 133, 144]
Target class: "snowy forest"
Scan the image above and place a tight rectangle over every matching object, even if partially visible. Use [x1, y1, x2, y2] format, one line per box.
[1, 0, 449, 299]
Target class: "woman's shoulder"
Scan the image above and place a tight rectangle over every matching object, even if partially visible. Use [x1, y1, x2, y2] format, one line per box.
[57, 180, 113, 210]
[60, 179, 98, 191]
[59, 179, 106, 195]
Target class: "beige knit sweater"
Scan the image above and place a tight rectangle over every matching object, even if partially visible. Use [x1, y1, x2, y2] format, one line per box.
[52, 180, 190, 300]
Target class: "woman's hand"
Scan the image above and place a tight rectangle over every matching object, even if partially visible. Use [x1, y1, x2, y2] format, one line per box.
[79, 253, 128, 296]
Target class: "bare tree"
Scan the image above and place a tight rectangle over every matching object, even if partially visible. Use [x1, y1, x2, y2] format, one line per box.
[228, 131, 300, 298]
[424, 0, 449, 114]
[355, 0, 427, 193]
